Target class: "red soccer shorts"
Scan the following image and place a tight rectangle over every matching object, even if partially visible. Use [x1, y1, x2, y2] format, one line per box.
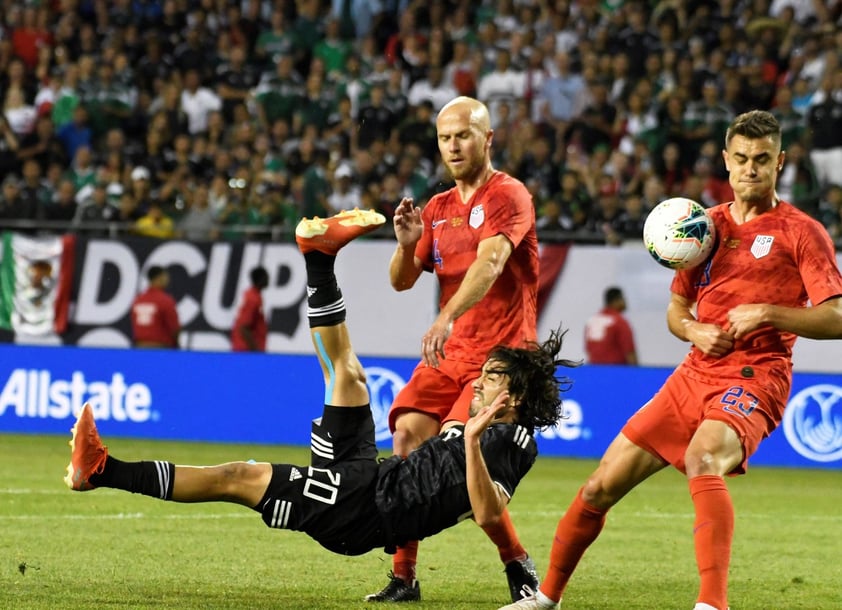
[622, 364, 788, 474]
[388, 357, 482, 432]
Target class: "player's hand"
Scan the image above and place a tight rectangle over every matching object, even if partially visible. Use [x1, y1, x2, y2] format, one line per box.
[393, 197, 422, 247]
[727, 304, 769, 340]
[421, 314, 453, 367]
[465, 391, 510, 442]
[685, 320, 734, 357]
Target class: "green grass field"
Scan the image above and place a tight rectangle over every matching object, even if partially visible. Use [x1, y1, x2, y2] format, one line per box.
[2, 432, 840, 610]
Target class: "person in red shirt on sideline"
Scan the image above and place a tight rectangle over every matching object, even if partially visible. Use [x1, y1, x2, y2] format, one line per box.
[584, 286, 638, 365]
[368, 96, 541, 604]
[130, 265, 180, 348]
[501, 111, 842, 610]
[231, 266, 269, 352]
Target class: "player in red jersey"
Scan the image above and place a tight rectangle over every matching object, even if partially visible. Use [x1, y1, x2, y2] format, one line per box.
[584, 286, 637, 365]
[231, 266, 269, 352]
[367, 96, 541, 603]
[130, 265, 180, 348]
[502, 111, 842, 610]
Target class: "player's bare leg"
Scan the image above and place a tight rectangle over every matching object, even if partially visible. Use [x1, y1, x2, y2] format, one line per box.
[499, 434, 666, 609]
[64, 402, 272, 507]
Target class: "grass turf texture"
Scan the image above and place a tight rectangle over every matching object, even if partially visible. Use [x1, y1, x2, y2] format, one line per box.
[2, 433, 840, 609]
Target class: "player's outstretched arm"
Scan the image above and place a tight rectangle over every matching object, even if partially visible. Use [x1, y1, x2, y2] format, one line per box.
[464, 392, 511, 527]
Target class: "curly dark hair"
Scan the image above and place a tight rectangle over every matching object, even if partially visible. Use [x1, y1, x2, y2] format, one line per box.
[485, 327, 580, 434]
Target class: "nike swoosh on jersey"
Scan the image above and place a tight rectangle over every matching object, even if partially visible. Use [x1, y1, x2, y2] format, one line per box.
[431, 219, 446, 228]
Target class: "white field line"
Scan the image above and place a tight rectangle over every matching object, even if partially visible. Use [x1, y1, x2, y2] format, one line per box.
[0, 512, 254, 520]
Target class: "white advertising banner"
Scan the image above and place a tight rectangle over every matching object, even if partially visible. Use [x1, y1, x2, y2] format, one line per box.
[3, 236, 840, 373]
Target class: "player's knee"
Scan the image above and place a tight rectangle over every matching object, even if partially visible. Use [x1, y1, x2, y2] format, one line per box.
[684, 448, 734, 477]
[581, 472, 619, 509]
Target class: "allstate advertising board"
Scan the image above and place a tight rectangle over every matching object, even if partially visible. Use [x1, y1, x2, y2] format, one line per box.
[1, 345, 839, 469]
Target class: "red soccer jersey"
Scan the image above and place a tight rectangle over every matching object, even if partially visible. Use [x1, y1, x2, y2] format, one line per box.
[231, 286, 267, 352]
[415, 171, 539, 364]
[131, 287, 180, 347]
[584, 308, 636, 365]
[672, 201, 842, 380]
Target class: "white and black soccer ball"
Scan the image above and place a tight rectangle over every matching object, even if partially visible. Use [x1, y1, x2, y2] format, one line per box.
[643, 197, 716, 270]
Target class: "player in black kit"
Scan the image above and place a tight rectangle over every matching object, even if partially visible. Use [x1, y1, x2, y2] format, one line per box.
[65, 209, 575, 588]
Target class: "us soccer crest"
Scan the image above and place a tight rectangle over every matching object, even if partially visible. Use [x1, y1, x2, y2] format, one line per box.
[750, 235, 774, 258]
[469, 204, 485, 228]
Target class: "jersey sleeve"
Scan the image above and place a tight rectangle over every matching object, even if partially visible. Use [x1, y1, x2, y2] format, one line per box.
[480, 424, 537, 498]
[415, 196, 440, 272]
[480, 179, 534, 249]
[794, 218, 842, 305]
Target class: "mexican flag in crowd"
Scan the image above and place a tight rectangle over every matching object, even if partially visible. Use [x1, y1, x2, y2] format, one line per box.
[0, 232, 75, 336]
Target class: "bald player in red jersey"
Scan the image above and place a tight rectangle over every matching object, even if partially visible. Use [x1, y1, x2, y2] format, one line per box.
[502, 111, 842, 610]
[367, 96, 541, 604]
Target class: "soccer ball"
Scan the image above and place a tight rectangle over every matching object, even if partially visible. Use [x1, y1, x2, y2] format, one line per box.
[643, 197, 716, 270]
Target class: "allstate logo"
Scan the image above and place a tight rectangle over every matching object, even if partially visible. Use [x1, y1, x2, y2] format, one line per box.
[782, 384, 842, 462]
[364, 366, 407, 442]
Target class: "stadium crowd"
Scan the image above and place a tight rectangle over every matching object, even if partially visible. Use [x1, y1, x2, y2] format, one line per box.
[0, 0, 839, 245]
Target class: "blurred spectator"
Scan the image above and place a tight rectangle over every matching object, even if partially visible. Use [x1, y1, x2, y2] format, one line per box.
[770, 85, 806, 151]
[253, 54, 303, 130]
[254, 9, 297, 68]
[231, 266, 269, 353]
[805, 74, 842, 190]
[45, 178, 78, 223]
[11, 5, 53, 71]
[129, 166, 155, 214]
[817, 185, 842, 241]
[86, 61, 134, 138]
[777, 141, 821, 215]
[78, 181, 120, 235]
[396, 100, 437, 164]
[0, 174, 36, 222]
[17, 115, 67, 173]
[477, 49, 525, 127]
[131, 265, 180, 349]
[576, 78, 618, 156]
[314, 18, 352, 78]
[65, 145, 96, 194]
[3, 86, 37, 138]
[216, 44, 259, 122]
[357, 83, 397, 150]
[294, 70, 337, 134]
[407, 64, 458, 113]
[654, 141, 689, 198]
[178, 183, 218, 241]
[0, 115, 21, 176]
[57, 105, 92, 161]
[615, 192, 649, 240]
[327, 164, 362, 213]
[537, 51, 585, 134]
[135, 201, 176, 239]
[536, 199, 570, 232]
[19, 158, 52, 219]
[682, 79, 735, 160]
[181, 68, 222, 135]
[584, 286, 638, 365]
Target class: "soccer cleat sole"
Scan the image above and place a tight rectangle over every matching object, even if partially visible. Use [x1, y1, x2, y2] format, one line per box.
[295, 209, 386, 254]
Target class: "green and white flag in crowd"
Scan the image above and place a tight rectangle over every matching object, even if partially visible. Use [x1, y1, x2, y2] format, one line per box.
[0, 232, 75, 336]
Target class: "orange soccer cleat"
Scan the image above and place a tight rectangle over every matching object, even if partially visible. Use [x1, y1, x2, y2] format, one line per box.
[295, 208, 386, 255]
[64, 403, 108, 491]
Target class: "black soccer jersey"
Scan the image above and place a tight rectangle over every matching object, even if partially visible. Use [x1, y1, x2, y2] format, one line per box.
[375, 423, 537, 546]
[258, 407, 537, 556]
